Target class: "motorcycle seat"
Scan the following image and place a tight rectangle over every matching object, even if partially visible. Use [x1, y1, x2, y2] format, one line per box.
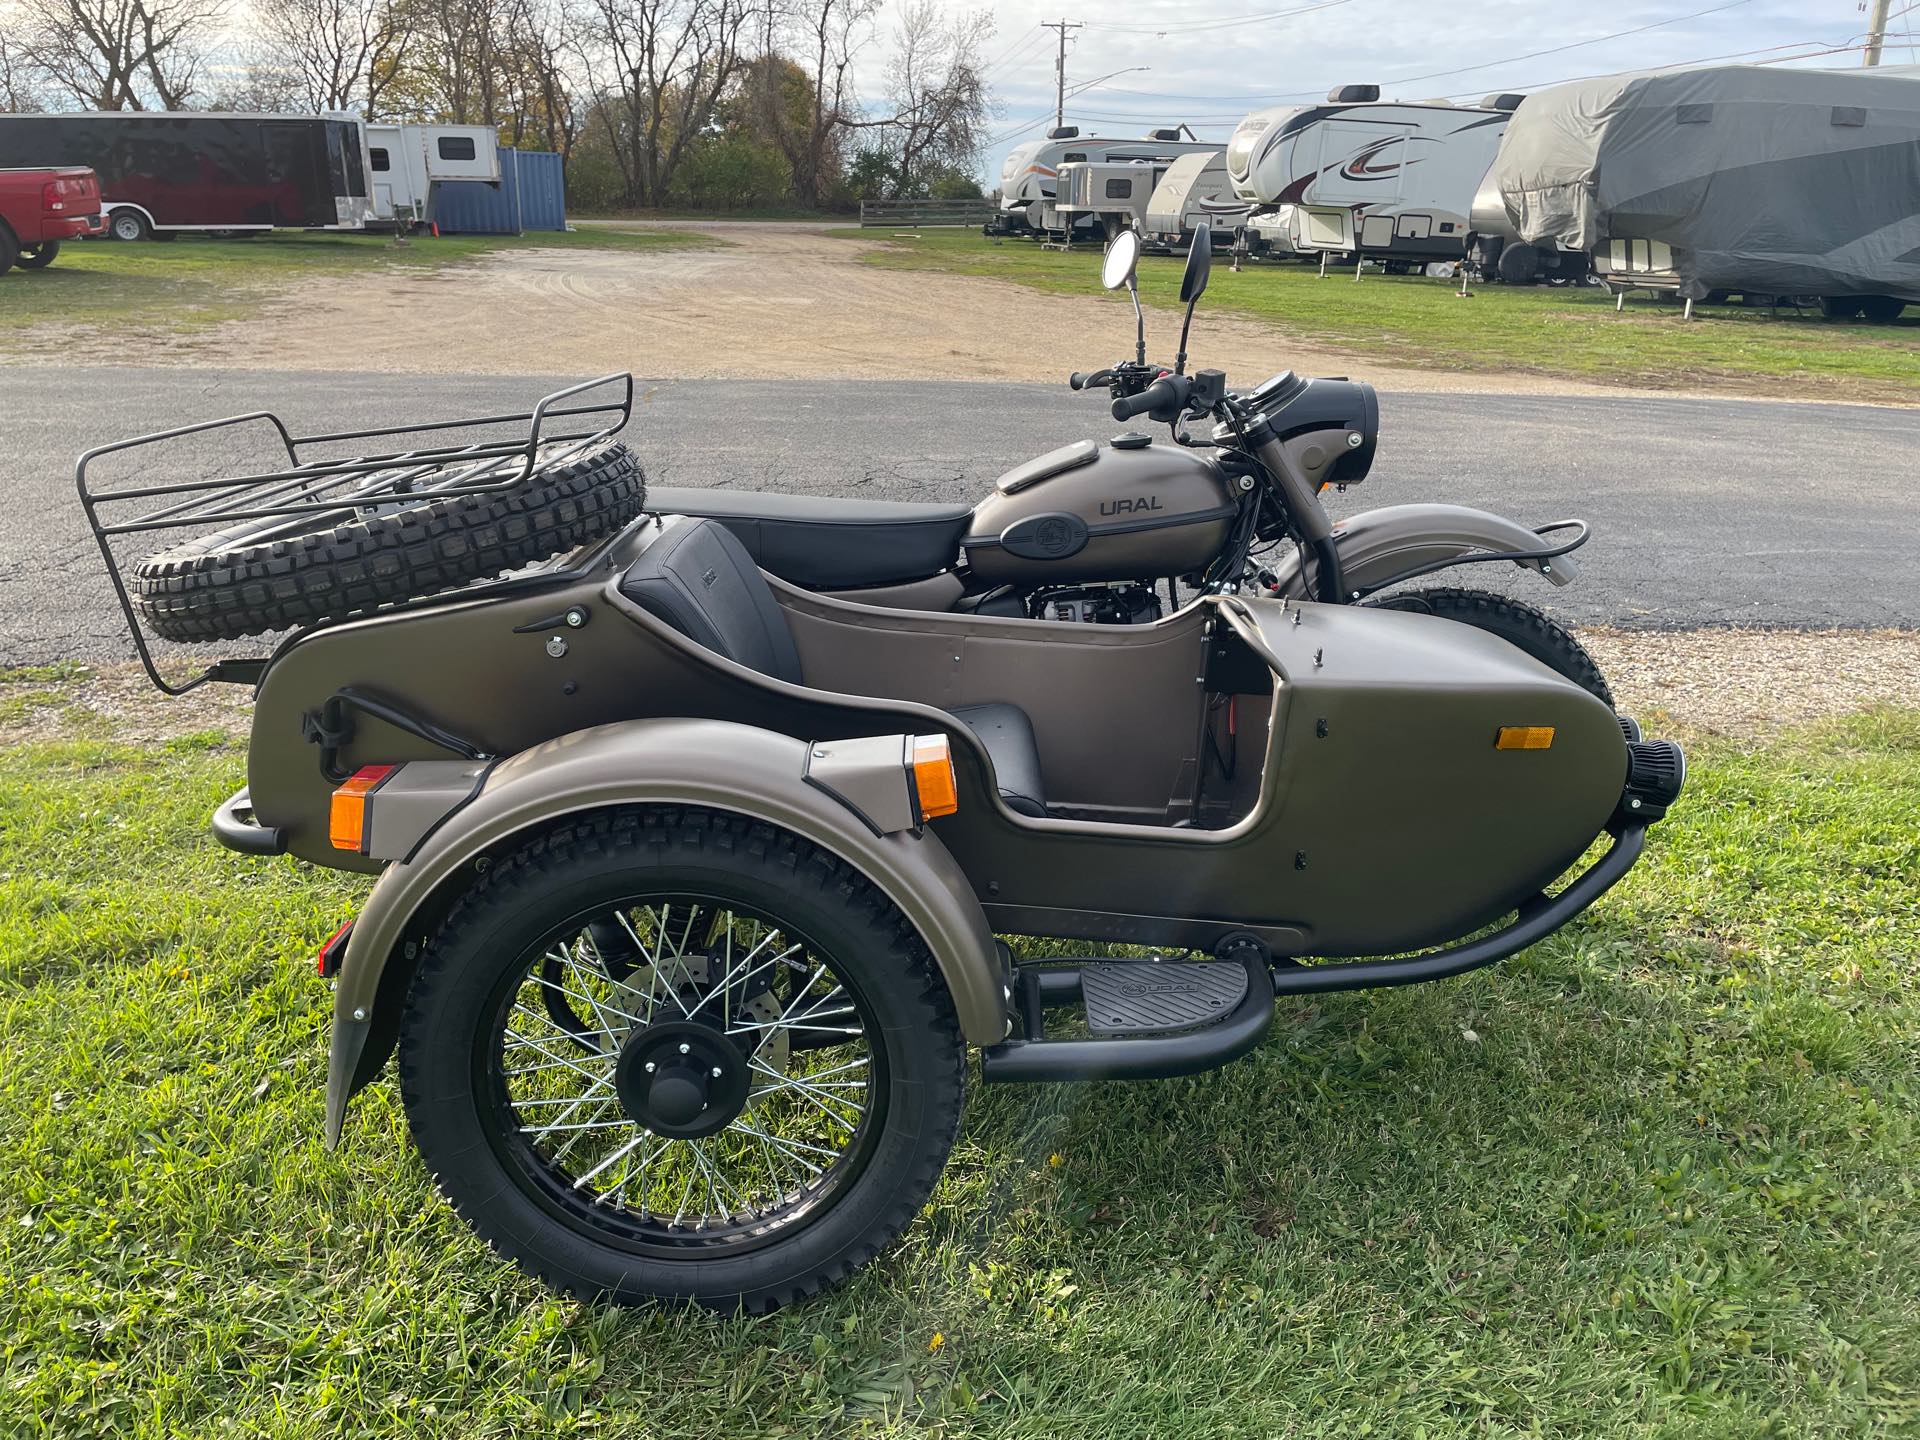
[646, 486, 974, 590]
[620, 517, 1049, 819]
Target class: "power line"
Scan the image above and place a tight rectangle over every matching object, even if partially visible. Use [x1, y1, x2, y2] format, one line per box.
[1041, 19, 1086, 129]
[1082, 0, 1352, 37]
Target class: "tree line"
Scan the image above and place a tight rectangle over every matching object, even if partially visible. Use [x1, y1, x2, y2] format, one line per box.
[0, 0, 992, 211]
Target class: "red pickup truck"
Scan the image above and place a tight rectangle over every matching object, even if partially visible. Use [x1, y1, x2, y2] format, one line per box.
[0, 166, 104, 274]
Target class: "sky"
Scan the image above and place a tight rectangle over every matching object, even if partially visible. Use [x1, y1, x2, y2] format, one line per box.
[906, 0, 1920, 183]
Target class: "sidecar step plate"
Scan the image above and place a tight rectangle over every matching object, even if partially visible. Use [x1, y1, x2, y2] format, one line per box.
[1080, 961, 1249, 1037]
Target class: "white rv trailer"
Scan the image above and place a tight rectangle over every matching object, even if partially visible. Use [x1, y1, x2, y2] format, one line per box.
[1225, 85, 1520, 267]
[364, 123, 501, 227]
[1143, 151, 1252, 251]
[991, 125, 1218, 236]
[1054, 159, 1172, 240]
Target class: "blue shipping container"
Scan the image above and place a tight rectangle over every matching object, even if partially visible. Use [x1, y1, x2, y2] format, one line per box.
[434, 147, 567, 234]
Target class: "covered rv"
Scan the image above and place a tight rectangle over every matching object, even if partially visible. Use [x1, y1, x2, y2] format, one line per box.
[365, 123, 502, 227]
[1225, 85, 1518, 267]
[992, 126, 1218, 236]
[1481, 64, 1920, 313]
[0, 112, 371, 238]
[1144, 151, 1251, 251]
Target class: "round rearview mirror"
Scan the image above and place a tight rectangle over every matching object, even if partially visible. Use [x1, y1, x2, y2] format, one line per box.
[1179, 223, 1213, 303]
[1101, 229, 1142, 291]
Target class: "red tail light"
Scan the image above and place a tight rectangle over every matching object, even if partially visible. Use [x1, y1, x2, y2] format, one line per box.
[41, 180, 64, 212]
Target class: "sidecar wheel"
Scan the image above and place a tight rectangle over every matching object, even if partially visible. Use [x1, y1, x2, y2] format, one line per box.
[397, 808, 965, 1313]
[1365, 587, 1614, 706]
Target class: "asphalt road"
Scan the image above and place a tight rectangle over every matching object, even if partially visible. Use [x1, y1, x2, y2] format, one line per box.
[5, 367, 1917, 667]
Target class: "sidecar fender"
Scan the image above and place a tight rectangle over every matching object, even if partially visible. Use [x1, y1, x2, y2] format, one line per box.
[1268, 502, 1580, 598]
[323, 718, 1006, 1148]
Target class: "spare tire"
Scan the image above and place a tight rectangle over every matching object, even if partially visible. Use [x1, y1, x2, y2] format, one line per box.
[1496, 242, 1539, 285]
[132, 439, 644, 643]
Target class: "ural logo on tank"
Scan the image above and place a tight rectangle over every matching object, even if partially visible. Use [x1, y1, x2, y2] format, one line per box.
[1100, 495, 1164, 517]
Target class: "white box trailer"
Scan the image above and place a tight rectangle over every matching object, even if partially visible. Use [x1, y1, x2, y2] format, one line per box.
[1225, 86, 1519, 268]
[365, 123, 501, 227]
[1142, 151, 1251, 251]
[991, 125, 1219, 236]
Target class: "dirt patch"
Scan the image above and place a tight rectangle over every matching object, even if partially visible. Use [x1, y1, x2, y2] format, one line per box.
[33, 224, 1696, 397]
[8, 630, 1916, 748]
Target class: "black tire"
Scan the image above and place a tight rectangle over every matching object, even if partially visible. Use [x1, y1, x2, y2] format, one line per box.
[1364, 586, 1614, 706]
[1857, 295, 1906, 324]
[16, 239, 58, 269]
[107, 209, 152, 242]
[399, 808, 966, 1312]
[0, 225, 16, 276]
[130, 439, 643, 642]
[1496, 242, 1539, 285]
[1818, 296, 1864, 320]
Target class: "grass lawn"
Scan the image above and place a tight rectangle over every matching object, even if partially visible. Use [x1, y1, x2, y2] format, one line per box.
[2, 695, 1917, 1438]
[852, 230, 1920, 403]
[0, 227, 715, 343]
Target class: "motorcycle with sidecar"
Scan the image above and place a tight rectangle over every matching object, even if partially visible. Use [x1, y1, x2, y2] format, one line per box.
[78, 227, 1684, 1312]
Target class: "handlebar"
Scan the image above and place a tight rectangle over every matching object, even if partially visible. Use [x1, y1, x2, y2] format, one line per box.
[1112, 375, 1190, 423]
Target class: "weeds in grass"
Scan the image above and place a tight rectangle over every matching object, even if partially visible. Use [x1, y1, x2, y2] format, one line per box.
[2, 714, 1917, 1436]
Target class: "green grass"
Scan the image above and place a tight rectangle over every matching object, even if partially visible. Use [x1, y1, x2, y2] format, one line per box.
[853, 230, 1920, 402]
[0, 227, 715, 342]
[3, 709, 1919, 1437]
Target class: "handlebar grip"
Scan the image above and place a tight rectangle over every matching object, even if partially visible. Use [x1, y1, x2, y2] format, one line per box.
[1069, 372, 1090, 391]
[1112, 377, 1180, 422]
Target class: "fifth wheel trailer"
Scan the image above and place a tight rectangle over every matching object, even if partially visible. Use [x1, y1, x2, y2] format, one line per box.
[1225, 86, 1520, 267]
[992, 126, 1219, 236]
[1476, 63, 1920, 314]
[0, 112, 372, 239]
[1143, 151, 1252, 251]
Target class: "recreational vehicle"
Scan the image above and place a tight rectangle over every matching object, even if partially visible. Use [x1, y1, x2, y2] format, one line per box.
[1054, 159, 1171, 239]
[1143, 151, 1251, 251]
[365, 123, 502, 228]
[1225, 86, 1519, 268]
[0, 112, 373, 239]
[1481, 63, 1920, 315]
[991, 126, 1217, 236]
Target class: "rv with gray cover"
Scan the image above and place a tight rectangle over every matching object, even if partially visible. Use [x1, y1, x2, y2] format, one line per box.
[1477, 63, 1920, 313]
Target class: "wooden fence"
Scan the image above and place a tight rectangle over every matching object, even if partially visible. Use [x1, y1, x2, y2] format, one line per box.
[858, 198, 998, 228]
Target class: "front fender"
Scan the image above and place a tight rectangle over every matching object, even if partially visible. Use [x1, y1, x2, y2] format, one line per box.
[323, 718, 1007, 1147]
[1267, 502, 1581, 599]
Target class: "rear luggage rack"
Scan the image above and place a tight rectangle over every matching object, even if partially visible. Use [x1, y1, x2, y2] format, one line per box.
[76, 373, 635, 695]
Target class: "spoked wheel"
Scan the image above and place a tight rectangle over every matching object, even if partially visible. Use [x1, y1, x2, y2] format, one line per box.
[399, 809, 964, 1312]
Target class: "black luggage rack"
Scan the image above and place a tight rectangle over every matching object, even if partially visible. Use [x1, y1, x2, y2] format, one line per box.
[76, 373, 634, 695]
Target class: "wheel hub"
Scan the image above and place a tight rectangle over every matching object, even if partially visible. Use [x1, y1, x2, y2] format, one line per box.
[614, 1019, 751, 1139]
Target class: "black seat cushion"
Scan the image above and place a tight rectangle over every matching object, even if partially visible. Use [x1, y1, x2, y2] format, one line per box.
[646, 486, 974, 590]
[949, 703, 1048, 818]
[619, 518, 803, 685]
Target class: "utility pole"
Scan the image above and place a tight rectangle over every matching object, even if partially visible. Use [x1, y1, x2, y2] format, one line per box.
[1042, 18, 1084, 130]
[1864, 0, 1890, 66]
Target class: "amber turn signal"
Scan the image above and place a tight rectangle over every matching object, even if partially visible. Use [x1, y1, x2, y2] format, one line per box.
[329, 764, 396, 852]
[911, 735, 959, 820]
[1494, 726, 1556, 751]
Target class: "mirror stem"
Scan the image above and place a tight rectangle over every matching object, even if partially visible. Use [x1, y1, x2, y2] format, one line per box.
[1174, 299, 1198, 376]
[1128, 280, 1145, 365]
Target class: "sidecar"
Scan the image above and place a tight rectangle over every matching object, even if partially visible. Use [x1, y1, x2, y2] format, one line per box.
[80, 378, 1685, 1313]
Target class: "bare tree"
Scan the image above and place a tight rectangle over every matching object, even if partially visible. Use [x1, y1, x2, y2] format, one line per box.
[876, 1, 988, 198]
[251, 0, 416, 117]
[753, 0, 874, 209]
[13, 0, 226, 109]
[584, 0, 751, 206]
[0, 26, 47, 111]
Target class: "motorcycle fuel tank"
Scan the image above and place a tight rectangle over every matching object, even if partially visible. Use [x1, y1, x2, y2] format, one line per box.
[963, 437, 1238, 586]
